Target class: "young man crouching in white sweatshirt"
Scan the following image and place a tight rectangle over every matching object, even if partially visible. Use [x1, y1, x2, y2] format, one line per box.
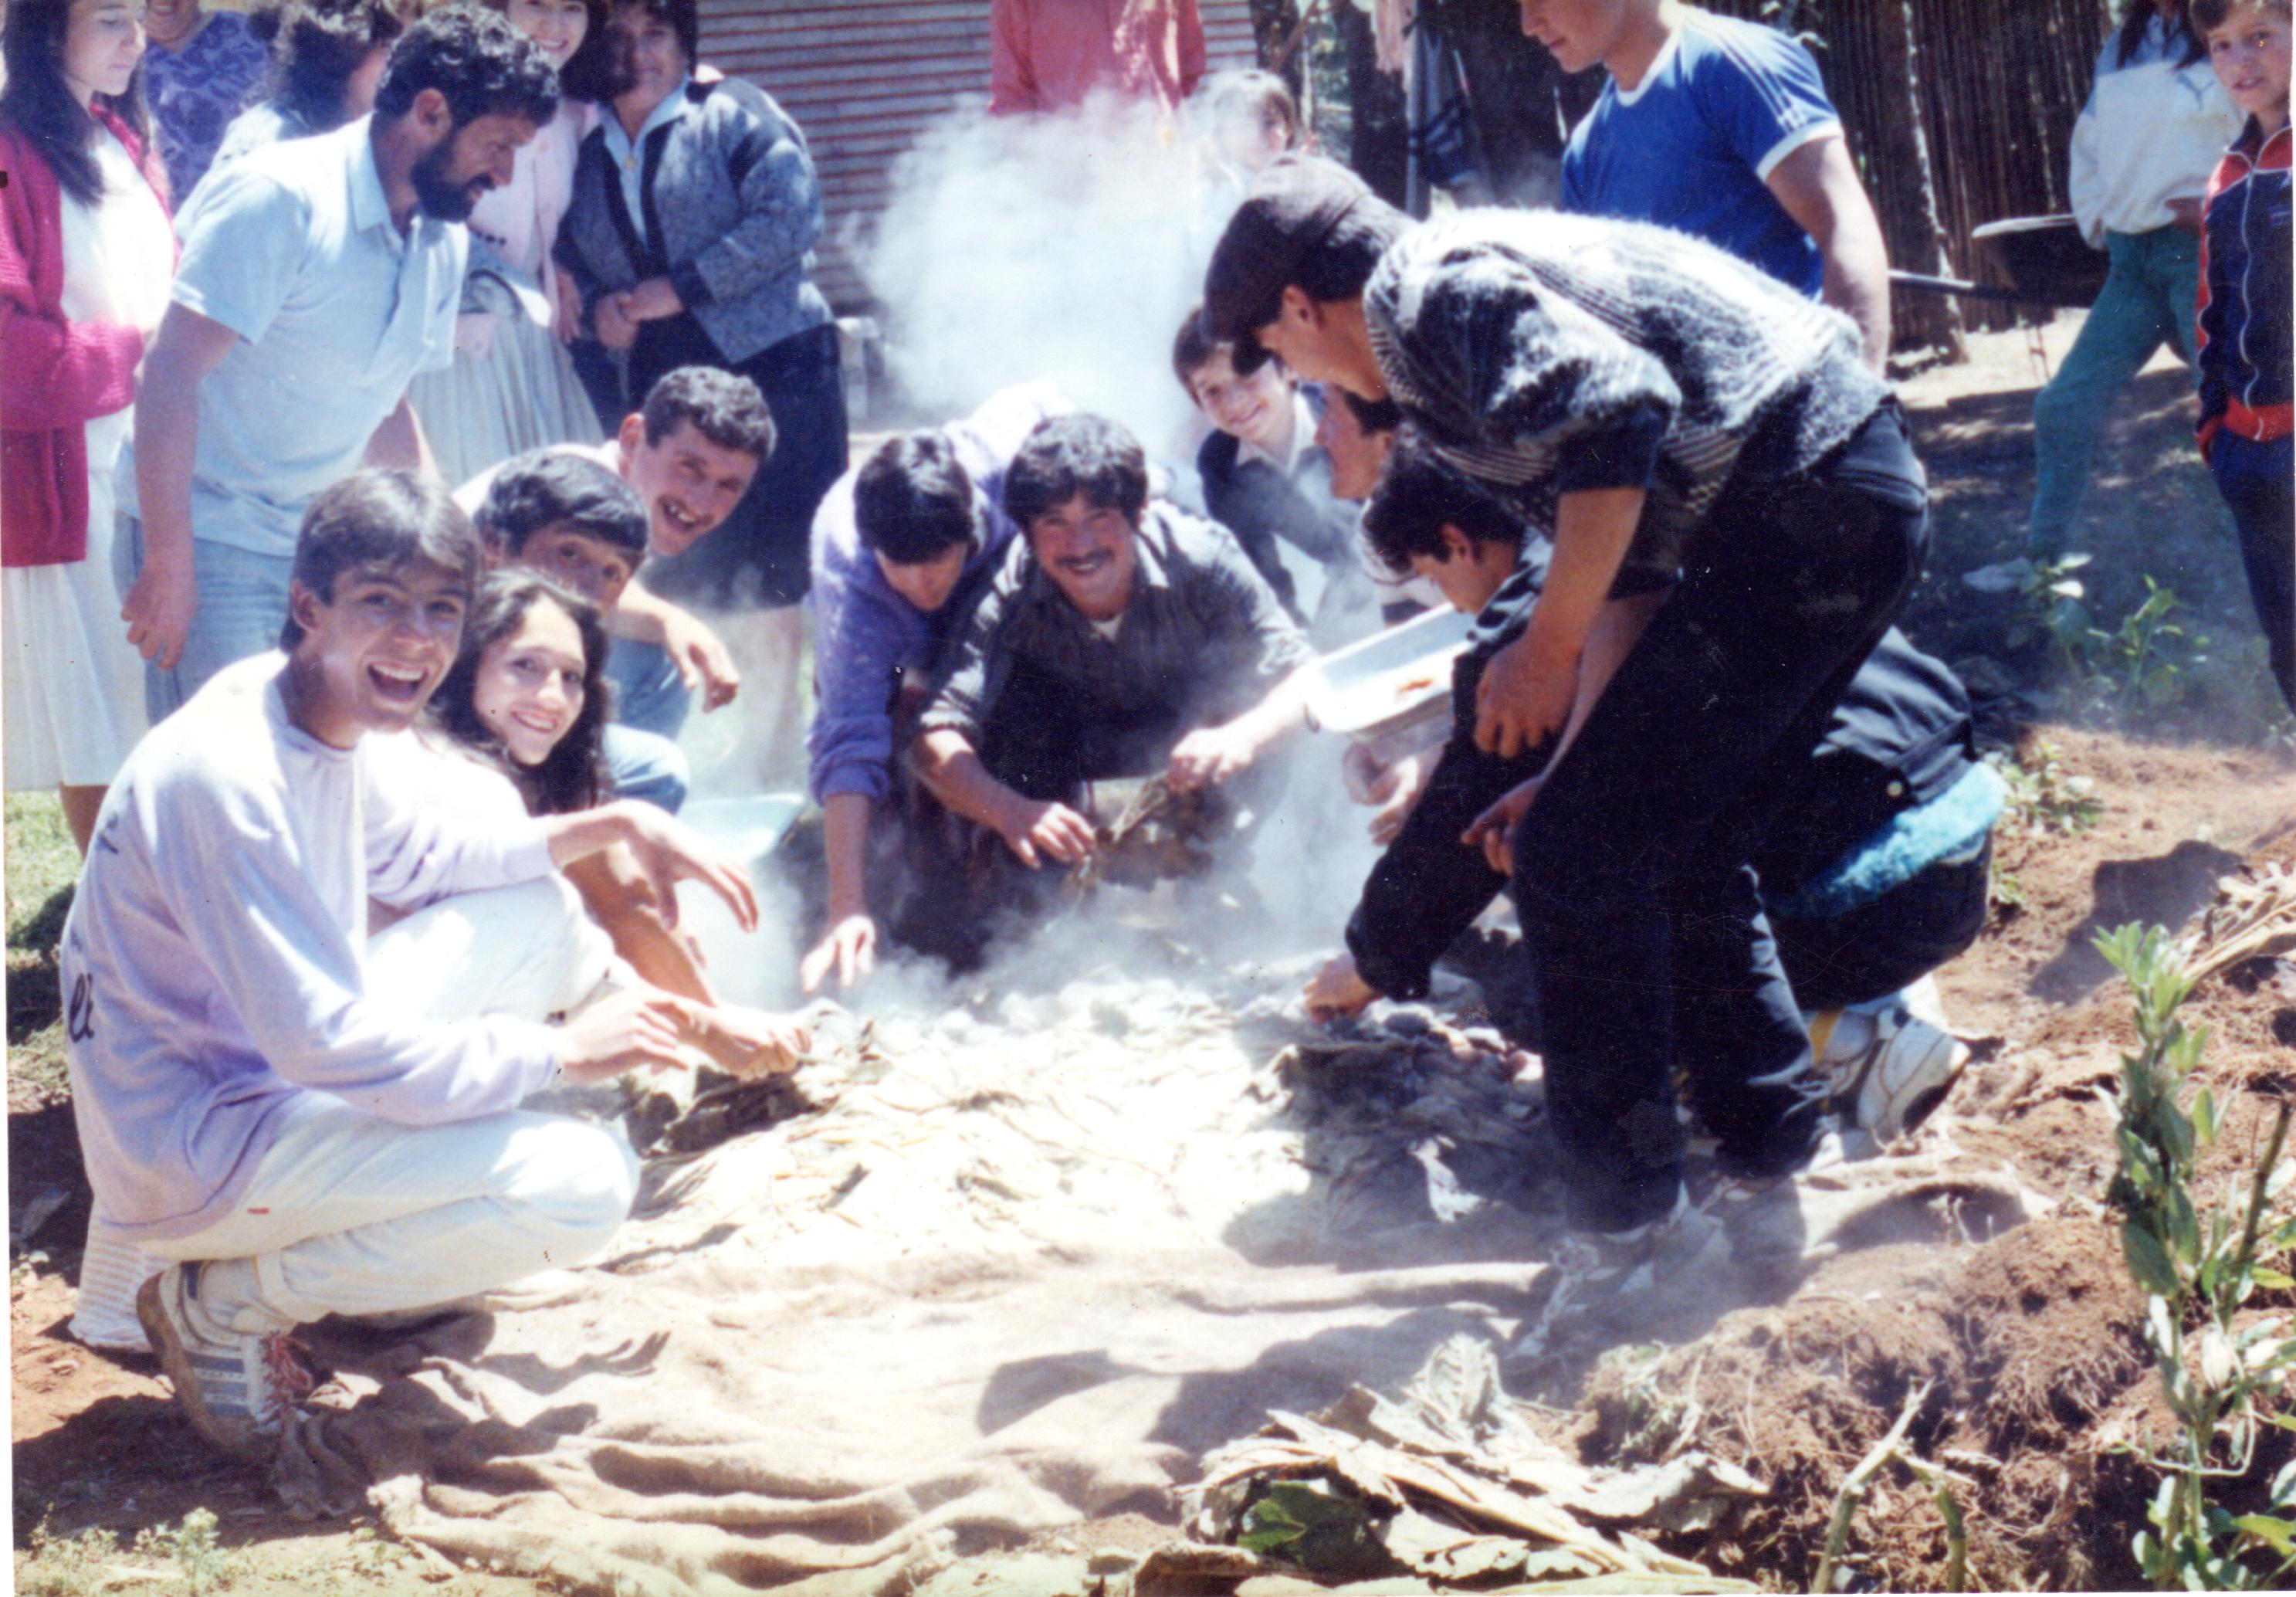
[61, 469, 763, 1462]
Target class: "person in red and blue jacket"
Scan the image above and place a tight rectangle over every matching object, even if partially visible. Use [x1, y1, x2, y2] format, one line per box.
[2193, 0, 2294, 710]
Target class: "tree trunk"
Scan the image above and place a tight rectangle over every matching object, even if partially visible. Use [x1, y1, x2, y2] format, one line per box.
[1332, 0, 1410, 207]
[1870, 0, 1968, 358]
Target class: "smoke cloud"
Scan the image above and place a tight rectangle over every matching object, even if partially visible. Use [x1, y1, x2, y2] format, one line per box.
[855, 91, 1238, 457]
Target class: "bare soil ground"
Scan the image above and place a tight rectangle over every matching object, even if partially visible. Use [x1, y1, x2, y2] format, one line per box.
[10, 317, 2294, 1592]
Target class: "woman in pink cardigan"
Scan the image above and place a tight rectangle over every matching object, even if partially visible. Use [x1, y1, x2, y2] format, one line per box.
[2, 0, 177, 853]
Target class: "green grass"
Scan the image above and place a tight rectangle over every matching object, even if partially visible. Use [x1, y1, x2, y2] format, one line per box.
[8, 793, 83, 1109]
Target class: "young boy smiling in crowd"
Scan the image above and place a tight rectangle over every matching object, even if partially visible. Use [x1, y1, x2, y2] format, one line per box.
[2193, 0, 2294, 709]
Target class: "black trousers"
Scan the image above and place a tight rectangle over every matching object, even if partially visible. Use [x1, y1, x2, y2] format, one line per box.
[603, 317, 850, 609]
[1512, 402, 1932, 1233]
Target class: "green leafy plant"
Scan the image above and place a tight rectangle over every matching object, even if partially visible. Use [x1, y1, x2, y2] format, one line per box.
[2003, 552, 2096, 669]
[1990, 744, 2103, 839]
[2098, 923, 2296, 1590]
[133, 1508, 243, 1595]
[2084, 578, 2213, 715]
[18, 1520, 120, 1597]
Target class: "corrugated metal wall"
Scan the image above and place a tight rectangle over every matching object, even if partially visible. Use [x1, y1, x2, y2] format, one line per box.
[703, 0, 1261, 311]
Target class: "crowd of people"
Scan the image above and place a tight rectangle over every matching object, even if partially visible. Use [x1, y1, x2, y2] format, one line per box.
[0, 0, 2288, 1473]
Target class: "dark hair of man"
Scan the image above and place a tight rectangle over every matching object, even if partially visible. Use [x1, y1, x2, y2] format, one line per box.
[1003, 415, 1150, 532]
[1361, 441, 1524, 576]
[1341, 388, 1404, 436]
[855, 432, 977, 566]
[431, 571, 612, 816]
[2193, 0, 2290, 31]
[476, 449, 649, 562]
[249, 0, 408, 134]
[0, 0, 156, 207]
[283, 470, 483, 649]
[1238, 202, 1407, 339]
[372, 3, 558, 129]
[1172, 306, 1220, 392]
[638, 365, 776, 461]
[618, 0, 697, 70]
[2122, 0, 2207, 67]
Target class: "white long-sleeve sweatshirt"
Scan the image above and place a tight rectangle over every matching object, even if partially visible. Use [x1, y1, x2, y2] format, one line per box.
[2069, 56, 2243, 249]
[59, 655, 564, 1243]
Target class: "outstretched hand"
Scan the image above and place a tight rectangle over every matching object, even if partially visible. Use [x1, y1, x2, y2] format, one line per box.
[997, 798, 1096, 869]
[801, 912, 877, 993]
[661, 609, 740, 710]
[1167, 723, 1258, 793]
[615, 802, 759, 932]
[1304, 954, 1379, 1022]
[557, 988, 694, 1082]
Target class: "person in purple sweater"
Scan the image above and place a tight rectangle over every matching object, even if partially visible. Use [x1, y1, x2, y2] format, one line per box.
[799, 382, 1065, 992]
[62, 469, 760, 1462]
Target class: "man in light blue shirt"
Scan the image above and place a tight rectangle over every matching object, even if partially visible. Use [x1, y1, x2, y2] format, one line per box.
[119, 6, 565, 717]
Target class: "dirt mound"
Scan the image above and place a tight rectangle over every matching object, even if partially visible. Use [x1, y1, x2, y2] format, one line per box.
[1569, 812, 2296, 1592]
[1578, 1215, 2149, 1590]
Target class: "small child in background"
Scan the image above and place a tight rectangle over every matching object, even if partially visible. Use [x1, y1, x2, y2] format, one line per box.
[1193, 69, 1308, 253]
[2193, 0, 2293, 710]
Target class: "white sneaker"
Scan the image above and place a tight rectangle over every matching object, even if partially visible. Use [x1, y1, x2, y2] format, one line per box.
[137, 1265, 316, 1461]
[1961, 557, 2037, 593]
[1820, 1000, 1968, 1142]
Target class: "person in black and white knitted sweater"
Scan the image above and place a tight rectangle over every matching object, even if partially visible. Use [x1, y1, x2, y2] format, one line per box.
[1201, 156, 1931, 1255]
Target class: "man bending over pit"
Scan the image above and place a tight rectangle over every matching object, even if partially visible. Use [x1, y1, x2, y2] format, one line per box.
[800, 383, 1067, 992]
[909, 413, 1316, 964]
[63, 470, 761, 1461]
[1306, 444, 1996, 1144]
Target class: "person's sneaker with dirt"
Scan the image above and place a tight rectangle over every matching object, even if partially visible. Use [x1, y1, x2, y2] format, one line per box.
[1511, 1189, 1729, 1358]
[137, 1264, 317, 1461]
[1811, 995, 1969, 1143]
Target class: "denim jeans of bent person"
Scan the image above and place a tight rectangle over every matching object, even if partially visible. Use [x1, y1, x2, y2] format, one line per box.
[2027, 226, 2201, 558]
[605, 636, 693, 740]
[2210, 430, 2296, 711]
[1511, 402, 1932, 1235]
[115, 513, 295, 722]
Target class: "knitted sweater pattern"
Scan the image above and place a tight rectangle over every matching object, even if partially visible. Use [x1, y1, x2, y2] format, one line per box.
[1365, 209, 1887, 586]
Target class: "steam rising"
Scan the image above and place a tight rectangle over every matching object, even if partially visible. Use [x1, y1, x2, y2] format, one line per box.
[855, 92, 1234, 456]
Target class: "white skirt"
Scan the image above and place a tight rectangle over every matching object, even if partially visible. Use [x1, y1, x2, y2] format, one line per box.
[2, 416, 150, 791]
[406, 267, 604, 489]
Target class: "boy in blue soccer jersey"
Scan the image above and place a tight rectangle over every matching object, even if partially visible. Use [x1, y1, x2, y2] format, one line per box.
[1522, 0, 1894, 369]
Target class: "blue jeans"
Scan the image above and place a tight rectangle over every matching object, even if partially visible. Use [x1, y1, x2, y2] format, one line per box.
[604, 638, 692, 740]
[601, 724, 688, 814]
[2028, 227, 2202, 558]
[115, 517, 294, 722]
[2211, 432, 2295, 711]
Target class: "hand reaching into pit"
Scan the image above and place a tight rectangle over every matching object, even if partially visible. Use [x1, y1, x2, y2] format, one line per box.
[801, 912, 877, 993]
[996, 797, 1096, 869]
[1304, 954, 1380, 1022]
[1167, 723, 1258, 793]
[686, 1004, 811, 1079]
